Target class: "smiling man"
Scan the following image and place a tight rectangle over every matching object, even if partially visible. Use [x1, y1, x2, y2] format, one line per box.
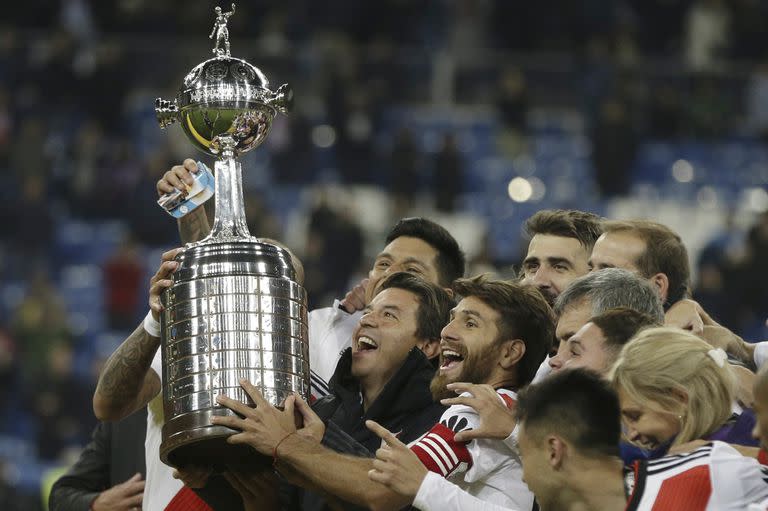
[369, 276, 555, 510]
[553, 307, 659, 375]
[520, 209, 603, 306]
[588, 220, 690, 308]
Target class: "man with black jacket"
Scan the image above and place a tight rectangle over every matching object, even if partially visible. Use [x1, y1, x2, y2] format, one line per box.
[49, 409, 146, 511]
[213, 272, 454, 509]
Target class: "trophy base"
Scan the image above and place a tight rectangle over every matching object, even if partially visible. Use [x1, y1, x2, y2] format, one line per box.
[160, 422, 272, 472]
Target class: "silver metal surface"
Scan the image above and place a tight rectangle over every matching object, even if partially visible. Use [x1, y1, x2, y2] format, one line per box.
[159, 241, 309, 468]
[154, 6, 305, 469]
[155, 3, 292, 158]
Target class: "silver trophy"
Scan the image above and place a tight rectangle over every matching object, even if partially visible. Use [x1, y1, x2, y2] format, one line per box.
[154, 4, 306, 469]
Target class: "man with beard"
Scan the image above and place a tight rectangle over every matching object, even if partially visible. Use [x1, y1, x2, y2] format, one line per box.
[213, 276, 554, 510]
[520, 209, 603, 306]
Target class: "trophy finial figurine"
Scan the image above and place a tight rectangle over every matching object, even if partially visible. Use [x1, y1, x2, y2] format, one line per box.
[209, 3, 236, 57]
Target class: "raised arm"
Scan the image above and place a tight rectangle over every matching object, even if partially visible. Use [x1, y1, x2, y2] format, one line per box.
[93, 249, 181, 420]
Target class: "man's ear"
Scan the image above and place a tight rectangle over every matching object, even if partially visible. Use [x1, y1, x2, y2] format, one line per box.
[499, 339, 526, 370]
[443, 287, 455, 299]
[418, 338, 441, 360]
[650, 272, 669, 303]
[548, 435, 567, 470]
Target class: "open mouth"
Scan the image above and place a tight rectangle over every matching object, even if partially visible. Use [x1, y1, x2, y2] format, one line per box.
[356, 335, 379, 352]
[440, 348, 465, 371]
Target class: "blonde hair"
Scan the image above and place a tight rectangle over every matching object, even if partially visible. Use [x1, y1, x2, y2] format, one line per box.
[609, 327, 735, 447]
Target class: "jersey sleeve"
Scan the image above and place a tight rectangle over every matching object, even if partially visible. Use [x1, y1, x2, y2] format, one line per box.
[710, 441, 768, 509]
[410, 391, 517, 481]
[412, 471, 521, 511]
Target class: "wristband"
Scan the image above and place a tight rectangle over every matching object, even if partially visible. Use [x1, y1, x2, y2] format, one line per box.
[273, 431, 297, 468]
[143, 310, 161, 338]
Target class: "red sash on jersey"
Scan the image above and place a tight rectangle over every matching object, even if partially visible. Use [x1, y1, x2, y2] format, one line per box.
[165, 486, 213, 511]
[758, 448, 768, 466]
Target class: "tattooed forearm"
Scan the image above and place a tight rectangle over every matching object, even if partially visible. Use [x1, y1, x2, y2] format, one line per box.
[93, 322, 161, 420]
[178, 206, 211, 244]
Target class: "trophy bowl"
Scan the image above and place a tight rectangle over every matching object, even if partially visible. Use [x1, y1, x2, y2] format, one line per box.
[156, 56, 293, 157]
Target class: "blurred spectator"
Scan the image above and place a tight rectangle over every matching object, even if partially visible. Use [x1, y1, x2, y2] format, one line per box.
[0, 328, 17, 419]
[336, 91, 376, 184]
[9, 117, 48, 182]
[684, 0, 730, 71]
[269, 112, 313, 184]
[11, 271, 72, 386]
[66, 118, 109, 218]
[646, 85, 683, 139]
[685, 74, 732, 138]
[433, 132, 463, 213]
[728, 0, 768, 61]
[1, 175, 53, 271]
[303, 195, 364, 308]
[746, 59, 768, 142]
[0, 86, 12, 169]
[102, 235, 143, 331]
[591, 97, 636, 197]
[244, 192, 281, 240]
[495, 67, 528, 133]
[390, 127, 421, 214]
[25, 341, 95, 461]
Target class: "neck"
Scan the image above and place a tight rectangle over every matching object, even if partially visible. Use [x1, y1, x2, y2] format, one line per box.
[359, 368, 396, 412]
[485, 369, 518, 391]
[557, 458, 626, 511]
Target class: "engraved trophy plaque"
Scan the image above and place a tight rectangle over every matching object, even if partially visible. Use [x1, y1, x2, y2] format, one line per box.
[154, 4, 306, 469]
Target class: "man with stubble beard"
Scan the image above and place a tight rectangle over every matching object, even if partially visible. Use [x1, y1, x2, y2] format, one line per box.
[365, 276, 555, 511]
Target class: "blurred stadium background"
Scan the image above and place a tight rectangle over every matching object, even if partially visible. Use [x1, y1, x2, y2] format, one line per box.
[1, 1, 767, 508]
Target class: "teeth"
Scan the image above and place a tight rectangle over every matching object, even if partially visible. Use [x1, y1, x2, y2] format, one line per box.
[442, 349, 462, 359]
[358, 336, 378, 349]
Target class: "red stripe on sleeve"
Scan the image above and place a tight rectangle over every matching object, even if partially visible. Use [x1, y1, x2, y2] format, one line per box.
[758, 448, 768, 466]
[411, 423, 473, 477]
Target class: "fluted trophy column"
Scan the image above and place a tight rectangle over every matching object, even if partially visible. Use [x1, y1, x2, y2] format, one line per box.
[153, 4, 306, 470]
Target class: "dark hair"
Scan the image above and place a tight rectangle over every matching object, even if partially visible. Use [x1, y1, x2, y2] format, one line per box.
[524, 209, 603, 252]
[602, 220, 691, 306]
[589, 307, 660, 353]
[379, 272, 454, 341]
[516, 369, 621, 458]
[386, 218, 466, 287]
[453, 275, 554, 386]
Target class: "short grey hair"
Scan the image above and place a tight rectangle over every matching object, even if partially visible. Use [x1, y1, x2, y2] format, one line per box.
[553, 268, 664, 323]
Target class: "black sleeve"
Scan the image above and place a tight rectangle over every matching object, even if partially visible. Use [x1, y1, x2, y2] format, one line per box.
[49, 422, 111, 511]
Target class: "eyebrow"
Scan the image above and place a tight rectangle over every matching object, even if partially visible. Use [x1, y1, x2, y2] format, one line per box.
[569, 339, 583, 348]
[453, 309, 483, 321]
[381, 305, 402, 314]
[375, 253, 429, 269]
[524, 256, 573, 268]
[546, 257, 573, 268]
